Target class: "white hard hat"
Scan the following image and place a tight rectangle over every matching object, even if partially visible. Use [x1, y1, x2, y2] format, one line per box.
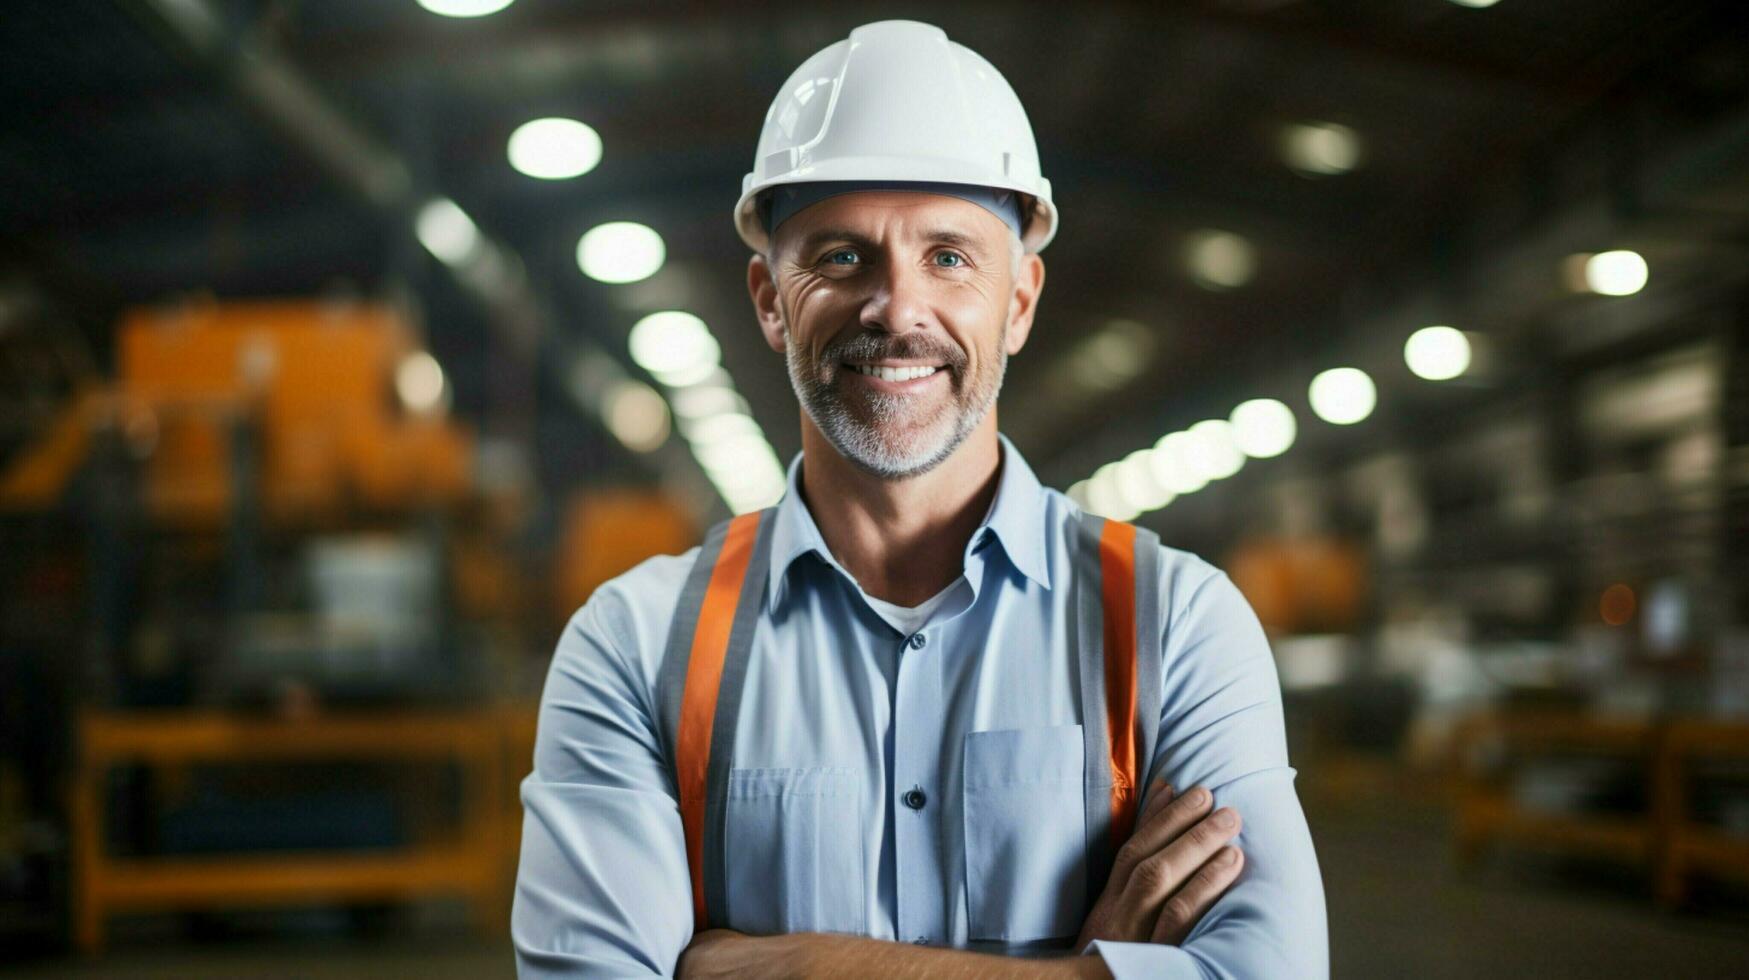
[734, 20, 1058, 255]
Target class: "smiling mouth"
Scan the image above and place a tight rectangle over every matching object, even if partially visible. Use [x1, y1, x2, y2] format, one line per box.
[843, 363, 944, 382]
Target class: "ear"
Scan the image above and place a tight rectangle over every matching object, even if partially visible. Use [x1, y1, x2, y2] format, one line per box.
[747, 253, 788, 355]
[1003, 253, 1046, 355]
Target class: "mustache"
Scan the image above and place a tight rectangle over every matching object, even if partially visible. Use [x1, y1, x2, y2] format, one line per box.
[818, 331, 967, 371]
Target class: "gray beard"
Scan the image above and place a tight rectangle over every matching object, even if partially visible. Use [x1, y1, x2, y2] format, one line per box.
[785, 320, 1007, 480]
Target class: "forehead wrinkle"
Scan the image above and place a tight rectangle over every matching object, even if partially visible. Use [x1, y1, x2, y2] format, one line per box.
[780, 191, 1008, 257]
[789, 224, 999, 259]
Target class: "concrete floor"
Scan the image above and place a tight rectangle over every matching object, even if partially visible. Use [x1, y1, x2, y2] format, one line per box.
[1308, 790, 1749, 978]
[7, 788, 1747, 978]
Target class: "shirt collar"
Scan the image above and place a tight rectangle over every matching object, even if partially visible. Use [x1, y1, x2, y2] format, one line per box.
[766, 432, 1053, 610]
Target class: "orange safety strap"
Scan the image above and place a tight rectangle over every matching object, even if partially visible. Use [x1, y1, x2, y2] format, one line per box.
[674, 511, 762, 928]
[1096, 518, 1142, 846]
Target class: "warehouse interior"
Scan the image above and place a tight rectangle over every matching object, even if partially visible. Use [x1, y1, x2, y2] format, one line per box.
[3, 0, 1749, 976]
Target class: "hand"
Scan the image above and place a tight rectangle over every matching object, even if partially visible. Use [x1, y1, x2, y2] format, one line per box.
[1075, 780, 1245, 949]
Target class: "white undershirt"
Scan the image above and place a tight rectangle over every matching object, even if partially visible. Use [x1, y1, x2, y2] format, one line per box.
[843, 461, 1001, 638]
[862, 580, 961, 638]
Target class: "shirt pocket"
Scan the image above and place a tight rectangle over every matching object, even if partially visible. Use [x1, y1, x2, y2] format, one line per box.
[962, 724, 1087, 943]
[723, 766, 865, 936]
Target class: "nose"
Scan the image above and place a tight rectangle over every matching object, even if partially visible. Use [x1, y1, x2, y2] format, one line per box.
[859, 256, 933, 336]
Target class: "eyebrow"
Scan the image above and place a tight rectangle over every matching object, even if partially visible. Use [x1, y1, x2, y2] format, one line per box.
[792, 227, 991, 257]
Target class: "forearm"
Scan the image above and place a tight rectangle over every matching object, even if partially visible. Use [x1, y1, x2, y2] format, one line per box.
[678, 931, 1111, 980]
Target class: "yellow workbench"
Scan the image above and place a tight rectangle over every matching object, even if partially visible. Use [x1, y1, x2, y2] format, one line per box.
[69, 708, 521, 954]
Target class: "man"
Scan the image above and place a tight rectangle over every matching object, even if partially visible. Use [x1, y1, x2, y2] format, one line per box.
[514, 20, 1327, 979]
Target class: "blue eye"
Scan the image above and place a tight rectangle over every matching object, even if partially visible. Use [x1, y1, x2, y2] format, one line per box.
[825, 249, 860, 265]
[934, 251, 964, 267]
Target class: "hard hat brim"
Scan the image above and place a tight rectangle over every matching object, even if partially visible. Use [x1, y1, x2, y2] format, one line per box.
[736, 166, 1057, 256]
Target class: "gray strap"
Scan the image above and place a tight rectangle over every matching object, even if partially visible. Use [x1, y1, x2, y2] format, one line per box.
[1071, 511, 1113, 911]
[700, 507, 778, 928]
[1131, 525, 1164, 800]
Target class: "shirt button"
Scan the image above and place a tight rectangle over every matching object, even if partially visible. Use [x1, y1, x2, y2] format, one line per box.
[902, 786, 928, 810]
[908, 633, 927, 650]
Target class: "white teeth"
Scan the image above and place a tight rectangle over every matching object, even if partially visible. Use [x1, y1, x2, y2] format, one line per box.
[851, 364, 940, 382]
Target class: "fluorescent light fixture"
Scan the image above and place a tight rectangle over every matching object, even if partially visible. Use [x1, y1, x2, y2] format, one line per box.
[1583, 250, 1648, 296]
[508, 117, 602, 180]
[1116, 449, 1174, 511]
[628, 311, 719, 381]
[417, 0, 515, 17]
[1184, 419, 1245, 481]
[1185, 229, 1256, 290]
[577, 221, 665, 284]
[670, 383, 748, 421]
[685, 411, 764, 448]
[1150, 432, 1210, 495]
[1404, 326, 1472, 381]
[1229, 398, 1296, 458]
[415, 198, 480, 266]
[1087, 462, 1139, 521]
[1283, 122, 1360, 177]
[395, 352, 447, 415]
[1308, 367, 1377, 425]
[602, 380, 670, 453]
[1068, 318, 1154, 392]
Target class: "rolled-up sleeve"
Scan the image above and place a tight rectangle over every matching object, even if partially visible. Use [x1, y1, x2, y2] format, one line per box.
[1089, 566, 1329, 980]
[513, 583, 694, 977]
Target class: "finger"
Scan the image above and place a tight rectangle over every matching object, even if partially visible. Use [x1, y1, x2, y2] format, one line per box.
[1138, 779, 1174, 824]
[1112, 785, 1215, 882]
[1125, 806, 1243, 906]
[1152, 846, 1244, 945]
[1084, 781, 1178, 925]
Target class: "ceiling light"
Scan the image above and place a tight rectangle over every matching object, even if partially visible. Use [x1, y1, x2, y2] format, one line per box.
[1116, 450, 1174, 511]
[395, 352, 447, 415]
[1308, 367, 1377, 425]
[628, 311, 719, 380]
[1068, 318, 1155, 392]
[1404, 326, 1472, 381]
[417, 0, 515, 16]
[602, 380, 670, 453]
[415, 198, 480, 266]
[1185, 230, 1256, 290]
[577, 221, 665, 284]
[670, 383, 748, 420]
[649, 359, 721, 388]
[1582, 250, 1648, 296]
[1149, 432, 1209, 495]
[685, 411, 763, 449]
[1087, 463, 1140, 521]
[1229, 398, 1296, 458]
[1283, 122, 1360, 177]
[1184, 419, 1245, 481]
[700, 436, 780, 483]
[508, 117, 602, 180]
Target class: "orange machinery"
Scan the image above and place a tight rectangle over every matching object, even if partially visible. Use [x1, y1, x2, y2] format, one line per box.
[0, 299, 472, 526]
[1226, 536, 1369, 634]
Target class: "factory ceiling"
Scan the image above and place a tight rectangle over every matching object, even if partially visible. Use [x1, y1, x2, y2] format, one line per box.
[3, 0, 1746, 507]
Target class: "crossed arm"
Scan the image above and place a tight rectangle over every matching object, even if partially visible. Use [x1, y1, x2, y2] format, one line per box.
[675, 778, 1249, 979]
[512, 569, 1327, 979]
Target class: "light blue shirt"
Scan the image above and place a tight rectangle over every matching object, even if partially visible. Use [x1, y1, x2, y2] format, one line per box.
[513, 434, 1328, 978]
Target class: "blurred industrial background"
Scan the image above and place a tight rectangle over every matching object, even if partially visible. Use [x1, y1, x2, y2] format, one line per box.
[2, 0, 1748, 976]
